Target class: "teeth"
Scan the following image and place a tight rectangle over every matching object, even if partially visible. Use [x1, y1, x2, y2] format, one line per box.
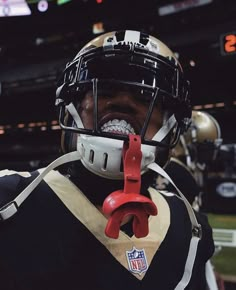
[101, 119, 135, 135]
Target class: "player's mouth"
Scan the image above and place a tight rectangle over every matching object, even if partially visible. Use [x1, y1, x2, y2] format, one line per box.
[100, 119, 136, 135]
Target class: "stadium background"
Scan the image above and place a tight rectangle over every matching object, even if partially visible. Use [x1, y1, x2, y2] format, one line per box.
[0, 1, 235, 288]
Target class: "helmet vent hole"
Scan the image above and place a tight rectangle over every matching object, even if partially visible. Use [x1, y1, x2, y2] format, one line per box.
[89, 150, 94, 164]
[102, 153, 108, 170]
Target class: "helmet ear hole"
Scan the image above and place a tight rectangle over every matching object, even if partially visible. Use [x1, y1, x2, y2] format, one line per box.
[61, 131, 78, 153]
[60, 111, 78, 153]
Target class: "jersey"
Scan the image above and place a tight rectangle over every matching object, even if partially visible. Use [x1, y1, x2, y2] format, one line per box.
[0, 168, 214, 290]
[155, 157, 200, 205]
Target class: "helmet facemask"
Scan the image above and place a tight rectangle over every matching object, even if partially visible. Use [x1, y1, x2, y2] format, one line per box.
[56, 48, 189, 179]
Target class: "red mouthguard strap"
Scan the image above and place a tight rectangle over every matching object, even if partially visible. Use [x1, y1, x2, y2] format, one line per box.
[102, 134, 157, 239]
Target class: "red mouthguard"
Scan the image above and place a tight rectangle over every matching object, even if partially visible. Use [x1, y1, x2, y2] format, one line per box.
[102, 134, 157, 239]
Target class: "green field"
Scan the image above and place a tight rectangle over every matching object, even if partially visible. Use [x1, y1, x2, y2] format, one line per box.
[207, 214, 236, 278]
[208, 214, 236, 230]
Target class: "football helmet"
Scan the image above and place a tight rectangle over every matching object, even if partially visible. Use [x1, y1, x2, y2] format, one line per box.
[173, 110, 222, 169]
[56, 30, 191, 179]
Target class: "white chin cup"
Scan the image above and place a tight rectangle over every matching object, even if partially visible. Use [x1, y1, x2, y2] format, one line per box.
[77, 135, 156, 180]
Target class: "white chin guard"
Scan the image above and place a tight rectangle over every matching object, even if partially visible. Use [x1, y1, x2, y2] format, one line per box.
[77, 135, 156, 180]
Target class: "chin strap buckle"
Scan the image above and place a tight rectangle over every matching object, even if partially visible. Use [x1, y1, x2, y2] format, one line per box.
[102, 134, 157, 239]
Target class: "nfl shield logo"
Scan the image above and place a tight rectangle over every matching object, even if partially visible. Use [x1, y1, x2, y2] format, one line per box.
[126, 247, 148, 275]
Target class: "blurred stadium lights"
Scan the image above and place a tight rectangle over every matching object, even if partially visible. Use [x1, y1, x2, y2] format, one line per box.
[37, 0, 48, 12]
[57, 0, 72, 5]
[0, 120, 61, 135]
[0, 0, 74, 17]
[0, 0, 31, 17]
[158, 0, 213, 16]
[92, 22, 104, 34]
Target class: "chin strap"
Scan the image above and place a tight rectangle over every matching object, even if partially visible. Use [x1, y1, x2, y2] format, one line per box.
[102, 134, 157, 239]
[147, 162, 201, 236]
[147, 162, 203, 290]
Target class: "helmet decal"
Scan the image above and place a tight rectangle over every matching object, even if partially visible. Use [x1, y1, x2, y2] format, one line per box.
[103, 31, 160, 54]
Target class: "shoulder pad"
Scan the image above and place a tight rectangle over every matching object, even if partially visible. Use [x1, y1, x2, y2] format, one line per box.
[0, 170, 37, 209]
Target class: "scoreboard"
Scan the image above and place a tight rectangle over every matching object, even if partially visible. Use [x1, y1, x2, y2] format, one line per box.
[220, 32, 236, 55]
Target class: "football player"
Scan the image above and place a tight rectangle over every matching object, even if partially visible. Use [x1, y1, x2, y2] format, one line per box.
[0, 30, 214, 290]
[156, 110, 223, 290]
[159, 110, 222, 209]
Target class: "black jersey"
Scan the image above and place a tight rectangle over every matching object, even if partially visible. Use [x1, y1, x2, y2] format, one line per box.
[0, 169, 214, 290]
[156, 158, 200, 205]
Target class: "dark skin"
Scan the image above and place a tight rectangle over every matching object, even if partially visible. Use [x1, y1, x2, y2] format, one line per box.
[79, 89, 164, 140]
[75, 88, 165, 225]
